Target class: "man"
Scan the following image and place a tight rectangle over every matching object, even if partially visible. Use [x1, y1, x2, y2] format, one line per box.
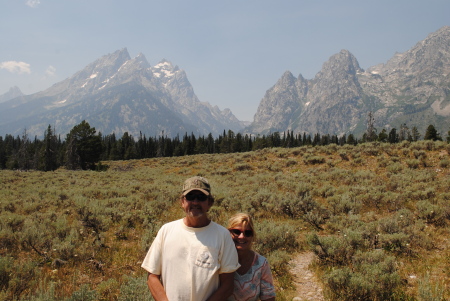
[141, 176, 240, 301]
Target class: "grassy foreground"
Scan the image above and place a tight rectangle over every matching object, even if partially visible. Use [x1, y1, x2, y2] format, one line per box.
[1, 141, 450, 300]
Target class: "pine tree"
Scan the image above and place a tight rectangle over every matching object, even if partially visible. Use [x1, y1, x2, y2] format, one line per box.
[399, 123, 409, 141]
[65, 121, 102, 170]
[424, 124, 441, 141]
[411, 126, 421, 141]
[365, 111, 377, 142]
[388, 128, 399, 143]
[41, 125, 58, 171]
[17, 129, 31, 170]
[377, 129, 388, 142]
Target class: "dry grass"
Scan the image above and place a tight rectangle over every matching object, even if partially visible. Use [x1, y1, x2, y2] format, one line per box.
[1, 141, 449, 300]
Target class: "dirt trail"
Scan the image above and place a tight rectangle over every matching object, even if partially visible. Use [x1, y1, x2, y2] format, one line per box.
[288, 251, 325, 301]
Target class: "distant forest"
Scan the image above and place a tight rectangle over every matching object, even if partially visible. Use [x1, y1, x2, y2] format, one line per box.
[0, 120, 448, 171]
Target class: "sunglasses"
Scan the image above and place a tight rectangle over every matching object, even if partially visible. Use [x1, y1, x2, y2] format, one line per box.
[229, 229, 254, 237]
[184, 193, 208, 202]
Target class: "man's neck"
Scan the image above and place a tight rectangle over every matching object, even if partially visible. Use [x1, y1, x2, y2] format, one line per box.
[183, 216, 211, 228]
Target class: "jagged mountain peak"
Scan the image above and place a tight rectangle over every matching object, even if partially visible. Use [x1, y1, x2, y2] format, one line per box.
[90, 48, 131, 72]
[0, 48, 245, 138]
[247, 26, 450, 137]
[279, 71, 296, 84]
[152, 59, 180, 79]
[113, 53, 151, 76]
[0, 86, 24, 103]
[370, 26, 450, 79]
[315, 49, 363, 80]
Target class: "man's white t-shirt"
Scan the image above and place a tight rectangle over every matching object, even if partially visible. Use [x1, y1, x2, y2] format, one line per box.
[142, 219, 240, 301]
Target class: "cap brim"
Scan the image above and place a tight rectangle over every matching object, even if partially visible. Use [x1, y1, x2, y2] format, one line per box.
[183, 188, 210, 196]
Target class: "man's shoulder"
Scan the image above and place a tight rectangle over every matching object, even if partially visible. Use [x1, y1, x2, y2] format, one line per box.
[208, 221, 229, 233]
[159, 219, 183, 231]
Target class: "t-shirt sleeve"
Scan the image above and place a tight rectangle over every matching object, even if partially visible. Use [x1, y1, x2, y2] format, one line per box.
[218, 231, 240, 274]
[260, 257, 276, 300]
[141, 227, 164, 275]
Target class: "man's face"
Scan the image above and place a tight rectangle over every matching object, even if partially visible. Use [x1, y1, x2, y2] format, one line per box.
[181, 191, 212, 219]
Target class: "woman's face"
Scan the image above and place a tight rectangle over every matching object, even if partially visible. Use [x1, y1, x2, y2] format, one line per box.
[229, 224, 254, 252]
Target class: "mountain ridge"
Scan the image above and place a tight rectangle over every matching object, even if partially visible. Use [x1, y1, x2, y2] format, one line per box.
[246, 26, 450, 137]
[0, 48, 245, 138]
[2, 26, 449, 139]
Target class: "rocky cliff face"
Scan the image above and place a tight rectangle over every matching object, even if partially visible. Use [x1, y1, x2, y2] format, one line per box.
[0, 49, 245, 138]
[247, 26, 450, 137]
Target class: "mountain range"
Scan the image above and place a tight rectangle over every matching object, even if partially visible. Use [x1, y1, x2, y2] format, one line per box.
[1, 26, 449, 139]
[246, 26, 450, 137]
[0, 50, 245, 138]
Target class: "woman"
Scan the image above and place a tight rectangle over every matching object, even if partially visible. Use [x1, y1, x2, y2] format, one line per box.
[227, 213, 276, 301]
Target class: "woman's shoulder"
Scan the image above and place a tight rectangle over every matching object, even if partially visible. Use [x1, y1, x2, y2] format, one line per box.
[253, 252, 269, 266]
[253, 252, 267, 260]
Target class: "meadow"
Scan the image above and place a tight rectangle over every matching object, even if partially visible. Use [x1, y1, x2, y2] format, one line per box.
[1, 140, 449, 300]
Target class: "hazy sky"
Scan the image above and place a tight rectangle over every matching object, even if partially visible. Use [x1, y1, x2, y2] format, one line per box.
[1, 0, 449, 121]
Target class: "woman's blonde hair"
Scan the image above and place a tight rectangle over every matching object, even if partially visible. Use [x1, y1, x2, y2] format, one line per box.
[227, 213, 256, 239]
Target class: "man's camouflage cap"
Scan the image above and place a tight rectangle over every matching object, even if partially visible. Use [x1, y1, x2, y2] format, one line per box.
[182, 176, 211, 196]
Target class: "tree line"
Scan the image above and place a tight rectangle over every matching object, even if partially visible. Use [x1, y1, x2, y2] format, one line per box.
[0, 120, 448, 171]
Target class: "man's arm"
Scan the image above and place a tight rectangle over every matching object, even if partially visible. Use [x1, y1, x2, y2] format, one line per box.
[205, 272, 234, 301]
[147, 273, 169, 301]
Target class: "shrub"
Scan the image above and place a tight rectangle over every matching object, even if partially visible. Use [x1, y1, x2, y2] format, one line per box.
[406, 159, 421, 169]
[387, 162, 404, 174]
[303, 155, 326, 165]
[254, 221, 299, 256]
[278, 193, 328, 230]
[285, 159, 297, 167]
[324, 250, 401, 301]
[351, 157, 363, 166]
[0, 256, 13, 291]
[418, 273, 446, 301]
[265, 249, 291, 277]
[5, 258, 39, 300]
[65, 284, 98, 301]
[234, 163, 252, 171]
[401, 148, 411, 156]
[22, 281, 57, 301]
[338, 151, 349, 161]
[439, 158, 450, 168]
[361, 145, 379, 156]
[307, 233, 354, 266]
[118, 275, 154, 301]
[328, 193, 361, 215]
[413, 149, 427, 159]
[416, 200, 446, 226]
[377, 157, 389, 168]
[316, 184, 336, 198]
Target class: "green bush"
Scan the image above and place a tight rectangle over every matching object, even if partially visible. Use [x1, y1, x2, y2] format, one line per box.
[65, 284, 97, 301]
[387, 162, 404, 174]
[418, 273, 446, 301]
[278, 193, 328, 230]
[265, 249, 291, 277]
[328, 193, 361, 215]
[22, 281, 57, 301]
[254, 221, 299, 256]
[416, 200, 446, 226]
[324, 250, 401, 301]
[5, 259, 40, 300]
[303, 155, 326, 165]
[406, 159, 421, 169]
[307, 233, 354, 266]
[0, 256, 13, 291]
[118, 275, 154, 301]
[439, 158, 450, 168]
